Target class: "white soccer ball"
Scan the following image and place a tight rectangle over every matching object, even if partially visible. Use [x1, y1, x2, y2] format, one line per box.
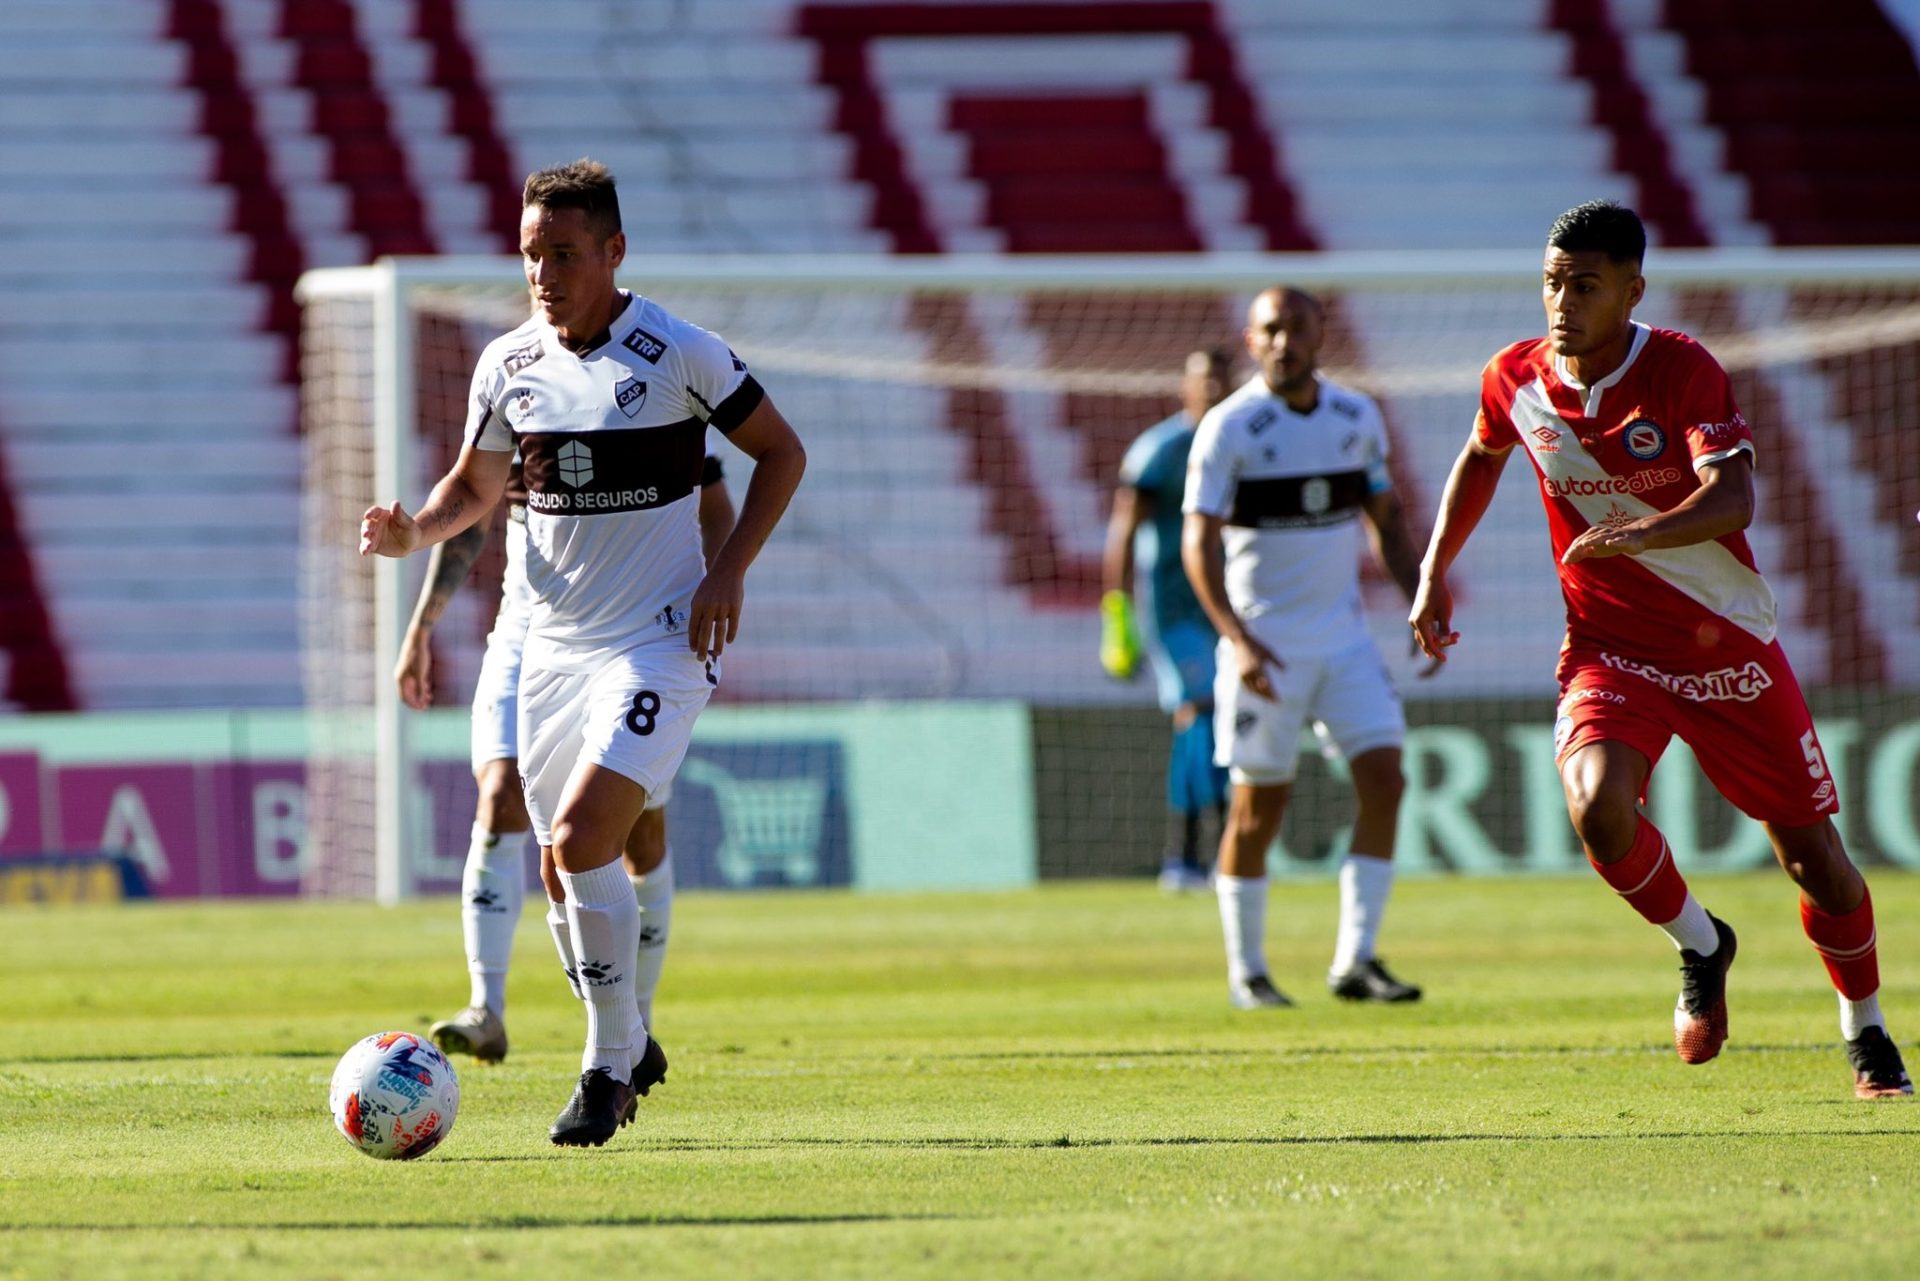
[328, 1031, 460, 1160]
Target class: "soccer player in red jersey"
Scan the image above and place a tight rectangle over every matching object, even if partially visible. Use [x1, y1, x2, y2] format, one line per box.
[1410, 201, 1910, 1098]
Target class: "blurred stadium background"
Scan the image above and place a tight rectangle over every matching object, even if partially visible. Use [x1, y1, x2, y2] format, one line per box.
[2, 0, 1920, 902]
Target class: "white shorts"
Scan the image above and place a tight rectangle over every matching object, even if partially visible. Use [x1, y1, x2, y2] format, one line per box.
[516, 639, 715, 847]
[470, 516, 535, 772]
[1214, 635, 1404, 786]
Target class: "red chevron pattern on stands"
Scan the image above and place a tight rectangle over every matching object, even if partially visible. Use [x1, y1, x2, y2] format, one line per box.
[167, 0, 307, 381]
[414, 0, 520, 247]
[277, 0, 436, 257]
[1663, 0, 1920, 245]
[1548, 0, 1708, 247]
[0, 430, 74, 711]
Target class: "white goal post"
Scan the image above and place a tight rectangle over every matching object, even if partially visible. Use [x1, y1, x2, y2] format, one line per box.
[297, 249, 1920, 902]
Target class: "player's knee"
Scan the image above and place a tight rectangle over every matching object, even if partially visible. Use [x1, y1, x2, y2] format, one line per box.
[1564, 782, 1636, 857]
[1769, 818, 1854, 890]
[624, 818, 666, 876]
[1349, 753, 1405, 809]
[475, 763, 528, 832]
[1230, 785, 1287, 833]
[549, 819, 617, 875]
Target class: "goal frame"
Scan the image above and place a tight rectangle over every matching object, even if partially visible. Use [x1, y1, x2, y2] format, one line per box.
[295, 247, 1920, 903]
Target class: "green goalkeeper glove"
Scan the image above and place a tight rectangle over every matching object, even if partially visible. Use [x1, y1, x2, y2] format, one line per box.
[1099, 590, 1143, 680]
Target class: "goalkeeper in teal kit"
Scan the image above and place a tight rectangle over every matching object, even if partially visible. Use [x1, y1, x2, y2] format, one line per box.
[1101, 349, 1234, 890]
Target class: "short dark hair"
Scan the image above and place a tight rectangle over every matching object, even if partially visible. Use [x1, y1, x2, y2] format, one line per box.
[523, 158, 622, 239]
[1547, 200, 1645, 266]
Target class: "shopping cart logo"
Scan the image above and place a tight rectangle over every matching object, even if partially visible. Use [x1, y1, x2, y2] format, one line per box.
[679, 757, 831, 887]
[672, 743, 849, 889]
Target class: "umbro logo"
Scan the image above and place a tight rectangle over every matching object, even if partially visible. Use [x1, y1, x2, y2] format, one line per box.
[622, 327, 667, 364]
[1530, 425, 1561, 454]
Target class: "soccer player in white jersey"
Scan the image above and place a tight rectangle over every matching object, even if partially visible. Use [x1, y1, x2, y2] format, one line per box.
[394, 455, 735, 1065]
[1182, 286, 1431, 1009]
[362, 159, 805, 1147]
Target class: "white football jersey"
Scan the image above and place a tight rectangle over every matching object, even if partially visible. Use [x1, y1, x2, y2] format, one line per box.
[466, 293, 760, 671]
[1183, 374, 1391, 657]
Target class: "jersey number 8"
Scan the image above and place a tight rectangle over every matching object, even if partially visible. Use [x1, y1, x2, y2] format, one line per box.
[626, 690, 662, 736]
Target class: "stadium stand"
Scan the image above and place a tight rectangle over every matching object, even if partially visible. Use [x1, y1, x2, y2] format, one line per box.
[1, 0, 1917, 707]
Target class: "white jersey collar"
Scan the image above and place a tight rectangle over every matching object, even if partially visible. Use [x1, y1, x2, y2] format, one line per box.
[1552, 322, 1649, 416]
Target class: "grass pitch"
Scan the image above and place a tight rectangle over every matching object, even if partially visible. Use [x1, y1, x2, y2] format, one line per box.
[5, 874, 1920, 1280]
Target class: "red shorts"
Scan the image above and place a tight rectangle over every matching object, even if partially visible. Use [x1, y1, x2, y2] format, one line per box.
[1553, 642, 1837, 828]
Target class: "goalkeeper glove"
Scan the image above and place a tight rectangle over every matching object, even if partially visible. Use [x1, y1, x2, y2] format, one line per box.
[1099, 590, 1143, 680]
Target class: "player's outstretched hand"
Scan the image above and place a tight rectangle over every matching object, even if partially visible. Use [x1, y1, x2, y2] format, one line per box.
[360, 501, 421, 558]
[1408, 576, 1459, 663]
[1561, 522, 1646, 565]
[689, 567, 744, 661]
[1231, 632, 1284, 701]
[394, 623, 433, 711]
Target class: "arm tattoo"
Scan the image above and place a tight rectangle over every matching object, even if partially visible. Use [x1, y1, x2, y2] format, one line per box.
[429, 495, 466, 534]
[413, 523, 486, 627]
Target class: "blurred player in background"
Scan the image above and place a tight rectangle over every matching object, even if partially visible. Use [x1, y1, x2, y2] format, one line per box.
[1101, 348, 1234, 892]
[1411, 200, 1909, 1097]
[396, 455, 734, 1064]
[1183, 286, 1430, 1010]
[363, 158, 806, 1146]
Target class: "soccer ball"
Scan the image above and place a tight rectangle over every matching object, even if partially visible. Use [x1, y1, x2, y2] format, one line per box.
[328, 1031, 460, 1160]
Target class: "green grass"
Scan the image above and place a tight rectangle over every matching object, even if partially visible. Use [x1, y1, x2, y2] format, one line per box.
[5, 874, 1920, 1280]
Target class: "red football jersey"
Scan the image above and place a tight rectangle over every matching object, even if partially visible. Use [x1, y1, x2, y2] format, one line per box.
[1476, 323, 1773, 671]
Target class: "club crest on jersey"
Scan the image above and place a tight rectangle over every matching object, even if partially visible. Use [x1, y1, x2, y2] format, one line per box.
[617, 377, 648, 418]
[1623, 418, 1667, 460]
[557, 439, 593, 487]
[622, 327, 667, 364]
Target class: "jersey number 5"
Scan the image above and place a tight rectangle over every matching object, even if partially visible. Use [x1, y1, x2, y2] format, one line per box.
[626, 690, 662, 736]
[1800, 729, 1829, 781]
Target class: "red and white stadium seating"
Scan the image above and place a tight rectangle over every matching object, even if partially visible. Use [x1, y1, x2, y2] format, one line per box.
[0, 0, 1916, 707]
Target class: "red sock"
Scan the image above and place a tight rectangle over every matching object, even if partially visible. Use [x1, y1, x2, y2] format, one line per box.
[1801, 884, 1880, 1000]
[1587, 816, 1688, 925]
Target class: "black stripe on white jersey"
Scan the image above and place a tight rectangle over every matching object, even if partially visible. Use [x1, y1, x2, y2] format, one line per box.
[518, 420, 705, 516]
[703, 375, 764, 434]
[1226, 468, 1372, 529]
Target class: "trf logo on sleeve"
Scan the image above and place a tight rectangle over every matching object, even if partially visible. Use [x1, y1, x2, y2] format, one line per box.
[622, 328, 667, 364]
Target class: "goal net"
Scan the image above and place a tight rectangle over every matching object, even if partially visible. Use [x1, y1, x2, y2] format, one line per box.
[297, 251, 1920, 901]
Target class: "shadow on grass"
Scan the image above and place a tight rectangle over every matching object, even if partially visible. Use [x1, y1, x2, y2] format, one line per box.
[902, 1041, 1853, 1063]
[2, 1050, 337, 1067]
[2, 1212, 961, 1232]
[622, 1127, 1919, 1152]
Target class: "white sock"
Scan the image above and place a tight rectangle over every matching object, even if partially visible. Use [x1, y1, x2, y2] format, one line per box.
[559, 861, 641, 1077]
[1331, 853, 1394, 977]
[546, 898, 583, 1000]
[629, 849, 674, 1034]
[461, 825, 527, 1015]
[1215, 874, 1269, 985]
[1659, 894, 1720, 955]
[1841, 992, 1886, 1042]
